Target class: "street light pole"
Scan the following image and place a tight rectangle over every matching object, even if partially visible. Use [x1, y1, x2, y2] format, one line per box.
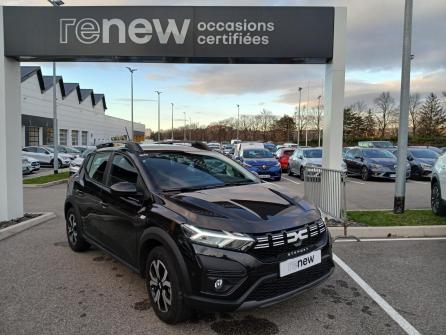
[394, 0, 413, 214]
[189, 117, 192, 140]
[48, 0, 64, 175]
[155, 91, 162, 141]
[297, 87, 302, 146]
[183, 112, 187, 141]
[305, 82, 310, 147]
[236, 104, 240, 140]
[171, 103, 174, 140]
[317, 95, 322, 147]
[125, 67, 137, 141]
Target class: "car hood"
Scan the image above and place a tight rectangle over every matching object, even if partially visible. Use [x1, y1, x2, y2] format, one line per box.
[58, 153, 72, 160]
[243, 158, 278, 166]
[163, 183, 320, 234]
[21, 155, 38, 163]
[414, 158, 436, 166]
[367, 158, 396, 167]
[306, 158, 322, 166]
[71, 157, 84, 165]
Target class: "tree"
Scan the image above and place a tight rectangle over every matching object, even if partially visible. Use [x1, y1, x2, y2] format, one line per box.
[418, 93, 446, 137]
[272, 115, 295, 143]
[374, 92, 397, 138]
[409, 93, 421, 137]
[343, 108, 365, 142]
[363, 110, 377, 138]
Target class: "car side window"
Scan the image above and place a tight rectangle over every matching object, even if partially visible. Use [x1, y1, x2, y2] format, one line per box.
[109, 154, 138, 186]
[36, 147, 47, 154]
[86, 152, 111, 184]
[25, 147, 36, 153]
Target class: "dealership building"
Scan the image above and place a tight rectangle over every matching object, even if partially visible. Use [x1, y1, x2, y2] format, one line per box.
[20, 66, 145, 147]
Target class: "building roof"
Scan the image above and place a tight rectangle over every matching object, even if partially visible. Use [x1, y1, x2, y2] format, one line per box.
[20, 66, 107, 110]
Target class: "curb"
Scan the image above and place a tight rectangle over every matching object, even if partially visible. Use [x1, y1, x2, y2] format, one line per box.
[328, 225, 446, 238]
[0, 212, 57, 241]
[23, 179, 68, 188]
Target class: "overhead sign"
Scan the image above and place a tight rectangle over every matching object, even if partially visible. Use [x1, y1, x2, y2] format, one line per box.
[3, 6, 334, 64]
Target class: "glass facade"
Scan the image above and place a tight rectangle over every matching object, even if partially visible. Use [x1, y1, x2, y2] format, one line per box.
[81, 131, 88, 146]
[60, 129, 68, 145]
[27, 127, 39, 146]
[71, 130, 79, 145]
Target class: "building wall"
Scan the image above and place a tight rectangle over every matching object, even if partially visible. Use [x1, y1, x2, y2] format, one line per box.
[21, 71, 145, 147]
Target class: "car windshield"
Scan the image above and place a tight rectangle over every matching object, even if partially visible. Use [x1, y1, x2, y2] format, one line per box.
[243, 149, 274, 159]
[303, 149, 322, 158]
[264, 144, 277, 152]
[283, 150, 294, 156]
[139, 151, 258, 192]
[372, 141, 393, 148]
[363, 149, 395, 158]
[61, 146, 80, 153]
[410, 149, 439, 159]
[44, 146, 54, 153]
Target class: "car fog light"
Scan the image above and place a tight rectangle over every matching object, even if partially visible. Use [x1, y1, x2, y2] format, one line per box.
[214, 278, 224, 290]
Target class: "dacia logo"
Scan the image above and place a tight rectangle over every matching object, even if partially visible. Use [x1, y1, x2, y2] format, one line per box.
[262, 165, 267, 170]
[286, 228, 308, 243]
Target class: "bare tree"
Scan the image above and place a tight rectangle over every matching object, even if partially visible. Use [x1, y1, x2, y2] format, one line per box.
[409, 93, 421, 137]
[374, 92, 397, 138]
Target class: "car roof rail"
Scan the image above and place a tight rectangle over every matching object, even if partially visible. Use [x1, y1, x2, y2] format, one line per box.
[154, 140, 210, 151]
[96, 142, 116, 149]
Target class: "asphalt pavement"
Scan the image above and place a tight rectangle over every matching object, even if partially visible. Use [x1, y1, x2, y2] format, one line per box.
[0, 183, 442, 334]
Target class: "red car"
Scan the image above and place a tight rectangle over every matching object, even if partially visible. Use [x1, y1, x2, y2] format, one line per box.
[275, 148, 295, 171]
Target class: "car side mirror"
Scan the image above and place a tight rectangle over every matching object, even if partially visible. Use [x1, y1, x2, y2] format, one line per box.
[110, 182, 137, 196]
[408, 156, 413, 161]
[235, 156, 240, 161]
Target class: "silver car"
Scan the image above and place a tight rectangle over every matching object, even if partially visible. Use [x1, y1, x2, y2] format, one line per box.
[431, 152, 446, 216]
[21, 155, 40, 171]
[288, 147, 323, 180]
[69, 148, 96, 175]
[22, 158, 32, 175]
[22, 146, 72, 167]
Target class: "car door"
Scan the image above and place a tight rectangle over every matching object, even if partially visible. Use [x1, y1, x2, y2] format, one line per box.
[352, 149, 364, 174]
[100, 153, 145, 266]
[439, 154, 446, 200]
[79, 151, 112, 244]
[36, 147, 52, 163]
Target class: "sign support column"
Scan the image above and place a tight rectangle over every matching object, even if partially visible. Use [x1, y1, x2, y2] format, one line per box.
[0, 6, 23, 221]
[322, 7, 346, 170]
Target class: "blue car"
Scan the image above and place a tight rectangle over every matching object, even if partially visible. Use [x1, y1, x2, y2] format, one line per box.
[239, 147, 282, 181]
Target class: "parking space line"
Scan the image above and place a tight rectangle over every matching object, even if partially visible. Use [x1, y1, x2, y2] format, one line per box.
[282, 177, 301, 185]
[333, 254, 421, 335]
[346, 179, 365, 185]
[335, 237, 446, 243]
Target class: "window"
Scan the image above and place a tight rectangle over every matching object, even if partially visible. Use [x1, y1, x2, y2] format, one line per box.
[87, 152, 111, 184]
[59, 129, 68, 145]
[109, 154, 138, 186]
[27, 127, 39, 146]
[46, 128, 54, 145]
[36, 147, 48, 154]
[71, 130, 79, 146]
[23, 147, 36, 153]
[81, 131, 88, 146]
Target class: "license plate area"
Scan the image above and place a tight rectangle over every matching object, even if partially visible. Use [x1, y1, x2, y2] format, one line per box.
[258, 174, 271, 179]
[279, 250, 321, 277]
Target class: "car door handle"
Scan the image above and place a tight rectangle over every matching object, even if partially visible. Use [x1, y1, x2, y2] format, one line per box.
[99, 201, 109, 208]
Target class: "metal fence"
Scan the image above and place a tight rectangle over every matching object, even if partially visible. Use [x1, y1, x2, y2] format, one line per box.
[303, 167, 347, 221]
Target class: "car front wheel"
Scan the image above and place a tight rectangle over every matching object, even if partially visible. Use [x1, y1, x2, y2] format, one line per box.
[146, 246, 190, 324]
[431, 181, 446, 216]
[361, 166, 370, 181]
[300, 167, 305, 181]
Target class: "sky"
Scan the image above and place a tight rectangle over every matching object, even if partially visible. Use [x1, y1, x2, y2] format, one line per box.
[3, 0, 446, 131]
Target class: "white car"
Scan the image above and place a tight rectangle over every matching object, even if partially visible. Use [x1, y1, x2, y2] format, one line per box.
[21, 155, 40, 171]
[22, 146, 72, 167]
[431, 152, 446, 216]
[22, 158, 32, 175]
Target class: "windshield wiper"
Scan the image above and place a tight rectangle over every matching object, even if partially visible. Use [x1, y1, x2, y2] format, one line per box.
[163, 184, 226, 193]
[224, 181, 256, 186]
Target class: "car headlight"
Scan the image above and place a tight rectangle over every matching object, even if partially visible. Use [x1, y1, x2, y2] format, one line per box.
[420, 163, 432, 170]
[370, 163, 382, 170]
[182, 224, 254, 251]
[317, 208, 327, 226]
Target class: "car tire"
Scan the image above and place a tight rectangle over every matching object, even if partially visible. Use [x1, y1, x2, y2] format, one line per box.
[146, 246, 190, 324]
[431, 181, 446, 216]
[288, 165, 293, 176]
[50, 159, 62, 169]
[65, 207, 90, 252]
[361, 166, 370, 181]
[300, 167, 305, 181]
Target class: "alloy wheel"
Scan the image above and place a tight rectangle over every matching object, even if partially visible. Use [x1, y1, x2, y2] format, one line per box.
[149, 259, 172, 313]
[67, 213, 78, 245]
[432, 184, 440, 212]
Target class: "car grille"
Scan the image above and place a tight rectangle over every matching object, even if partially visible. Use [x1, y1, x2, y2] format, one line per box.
[248, 219, 326, 262]
[31, 162, 39, 166]
[246, 258, 333, 301]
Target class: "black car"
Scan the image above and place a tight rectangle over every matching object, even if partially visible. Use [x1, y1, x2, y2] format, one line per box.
[64, 142, 333, 323]
[344, 147, 410, 181]
[390, 148, 439, 180]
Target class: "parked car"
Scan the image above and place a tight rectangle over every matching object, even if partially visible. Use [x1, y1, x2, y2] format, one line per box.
[64, 142, 333, 323]
[69, 148, 96, 175]
[22, 158, 32, 175]
[409, 146, 442, 155]
[73, 145, 96, 154]
[222, 144, 234, 155]
[275, 147, 295, 172]
[358, 140, 395, 149]
[390, 148, 439, 180]
[233, 142, 264, 159]
[22, 146, 72, 167]
[344, 147, 410, 181]
[21, 155, 40, 172]
[207, 142, 221, 151]
[431, 152, 446, 216]
[263, 142, 277, 153]
[239, 147, 282, 181]
[283, 142, 298, 148]
[288, 148, 323, 180]
[44, 145, 80, 159]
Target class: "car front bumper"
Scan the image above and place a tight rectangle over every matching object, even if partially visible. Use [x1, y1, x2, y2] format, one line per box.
[183, 232, 333, 312]
[248, 166, 282, 179]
